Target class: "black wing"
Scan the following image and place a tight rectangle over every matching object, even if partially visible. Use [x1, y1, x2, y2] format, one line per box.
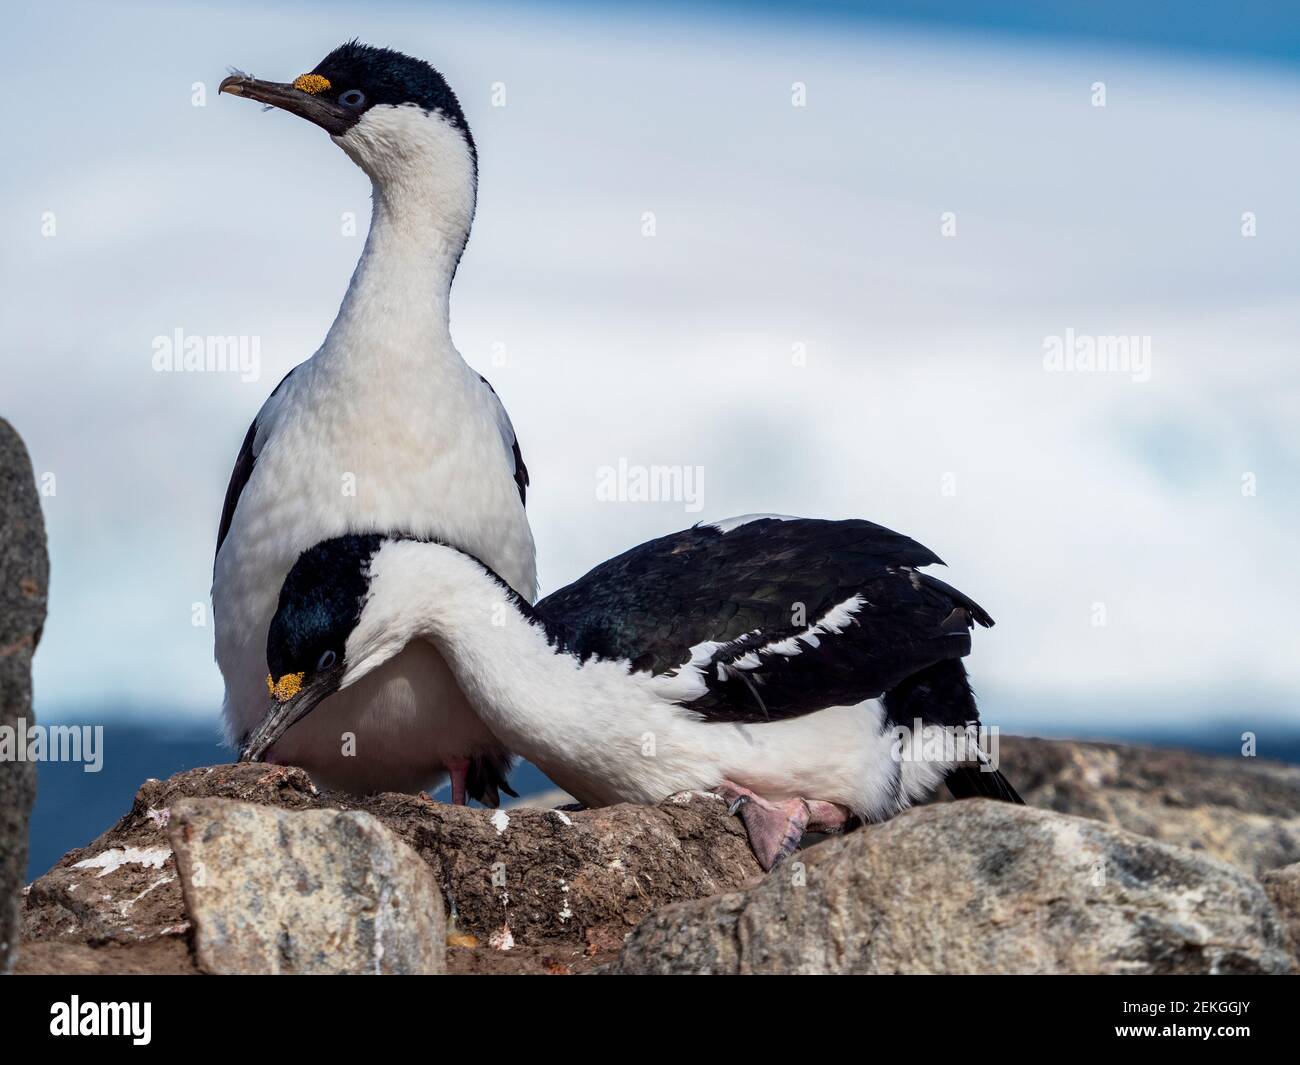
[535, 517, 993, 724]
[477, 373, 528, 507]
[214, 368, 296, 570]
[511, 437, 529, 507]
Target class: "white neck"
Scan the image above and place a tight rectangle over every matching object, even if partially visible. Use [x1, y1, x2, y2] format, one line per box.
[346, 541, 915, 816]
[346, 542, 640, 791]
[320, 105, 478, 367]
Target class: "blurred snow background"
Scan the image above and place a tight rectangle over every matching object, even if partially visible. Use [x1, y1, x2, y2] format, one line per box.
[4, 1, 1297, 873]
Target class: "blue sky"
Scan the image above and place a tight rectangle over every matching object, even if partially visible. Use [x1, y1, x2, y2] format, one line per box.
[2, 1, 1297, 735]
[686, 1, 1300, 68]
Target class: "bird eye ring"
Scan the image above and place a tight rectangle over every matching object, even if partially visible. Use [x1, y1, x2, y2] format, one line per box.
[316, 649, 337, 672]
[339, 89, 366, 108]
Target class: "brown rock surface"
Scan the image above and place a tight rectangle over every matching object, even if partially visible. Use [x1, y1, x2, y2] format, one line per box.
[13, 937, 198, 975]
[20, 762, 760, 973]
[1261, 862, 1300, 966]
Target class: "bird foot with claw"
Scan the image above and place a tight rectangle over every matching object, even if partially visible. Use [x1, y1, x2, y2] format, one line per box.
[714, 781, 852, 871]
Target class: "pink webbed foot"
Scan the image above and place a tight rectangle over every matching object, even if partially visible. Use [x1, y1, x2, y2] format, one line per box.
[714, 781, 853, 871]
[447, 758, 470, 806]
[803, 799, 853, 834]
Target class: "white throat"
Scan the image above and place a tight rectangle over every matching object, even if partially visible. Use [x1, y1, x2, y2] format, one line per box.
[325, 104, 477, 356]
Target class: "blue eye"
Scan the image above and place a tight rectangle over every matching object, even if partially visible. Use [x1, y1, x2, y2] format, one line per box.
[339, 89, 366, 108]
[316, 649, 337, 672]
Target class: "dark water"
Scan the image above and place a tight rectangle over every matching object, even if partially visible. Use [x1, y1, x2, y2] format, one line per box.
[25, 716, 1300, 882]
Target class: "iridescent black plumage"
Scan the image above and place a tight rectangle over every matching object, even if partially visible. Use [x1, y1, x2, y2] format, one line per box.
[537, 517, 991, 723]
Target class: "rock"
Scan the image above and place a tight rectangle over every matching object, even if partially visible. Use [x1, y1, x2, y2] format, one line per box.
[0, 419, 49, 975]
[944, 736, 1300, 875]
[612, 800, 1292, 975]
[22, 763, 761, 973]
[1261, 863, 1300, 965]
[22, 739, 1300, 976]
[13, 938, 198, 976]
[169, 798, 443, 975]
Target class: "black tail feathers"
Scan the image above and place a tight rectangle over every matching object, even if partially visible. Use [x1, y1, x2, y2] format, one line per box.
[944, 763, 1024, 804]
[884, 657, 979, 730]
[885, 658, 1024, 806]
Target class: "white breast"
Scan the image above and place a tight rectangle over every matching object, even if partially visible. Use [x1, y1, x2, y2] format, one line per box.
[212, 350, 536, 789]
[213, 104, 534, 793]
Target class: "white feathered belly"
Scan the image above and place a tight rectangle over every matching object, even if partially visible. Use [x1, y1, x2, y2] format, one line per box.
[266, 639, 499, 794]
[213, 362, 536, 795]
[529, 701, 917, 818]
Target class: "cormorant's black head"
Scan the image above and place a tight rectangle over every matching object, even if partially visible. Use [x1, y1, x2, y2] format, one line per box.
[218, 41, 472, 146]
[241, 534, 384, 762]
[267, 534, 382, 686]
[308, 41, 472, 147]
[219, 42, 480, 251]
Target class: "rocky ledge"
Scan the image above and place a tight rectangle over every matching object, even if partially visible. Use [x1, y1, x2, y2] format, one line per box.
[16, 737, 1300, 975]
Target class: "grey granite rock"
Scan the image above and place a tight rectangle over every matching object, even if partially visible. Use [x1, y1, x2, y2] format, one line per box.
[169, 797, 445, 975]
[978, 736, 1300, 875]
[613, 800, 1293, 975]
[0, 419, 48, 974]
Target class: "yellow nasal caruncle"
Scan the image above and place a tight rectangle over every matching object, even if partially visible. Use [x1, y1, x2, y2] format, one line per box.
[266, 672, 305, 702]
[293, 74, 331, 95]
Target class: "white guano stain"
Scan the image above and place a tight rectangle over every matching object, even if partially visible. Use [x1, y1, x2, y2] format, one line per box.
[490, 809, 510, 835]
[73, 846, 172, 878]
[118, 874, 176, 916]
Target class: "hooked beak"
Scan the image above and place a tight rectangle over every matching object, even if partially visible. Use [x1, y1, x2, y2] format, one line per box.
[238, 670, 335, 763]
[218, 74, 354, 135]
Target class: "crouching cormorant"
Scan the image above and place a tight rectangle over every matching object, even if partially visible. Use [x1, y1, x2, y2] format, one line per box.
[242, 515, 1021, 868]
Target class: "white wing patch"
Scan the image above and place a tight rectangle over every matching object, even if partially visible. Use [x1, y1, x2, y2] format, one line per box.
[760, 595, 866, 658]
[650, 594, 867, 702]
[647, 637, 735, 703]
[705, 513, 798, 534]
